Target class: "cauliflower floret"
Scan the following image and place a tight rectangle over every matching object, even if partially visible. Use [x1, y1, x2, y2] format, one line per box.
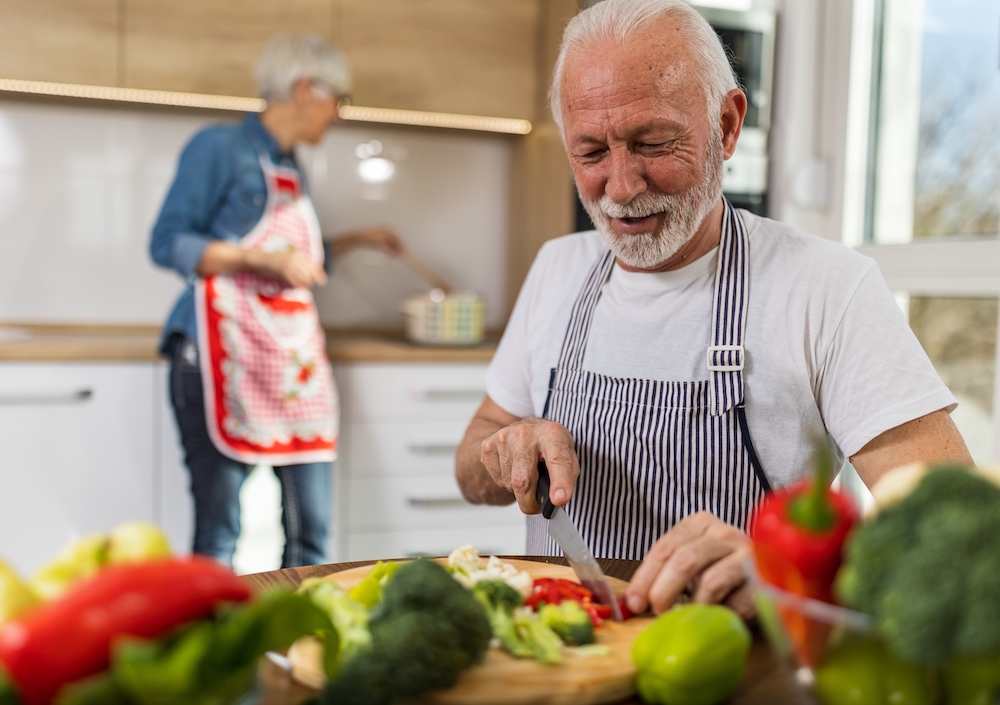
[447, 545, 533, 598]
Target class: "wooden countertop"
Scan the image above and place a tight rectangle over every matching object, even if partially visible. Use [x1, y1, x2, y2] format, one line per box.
[0, 324, 497, 364]
[244, 557, 815, 705]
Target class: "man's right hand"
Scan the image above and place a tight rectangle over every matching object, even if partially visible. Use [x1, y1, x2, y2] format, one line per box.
[479, 417, 580, 515]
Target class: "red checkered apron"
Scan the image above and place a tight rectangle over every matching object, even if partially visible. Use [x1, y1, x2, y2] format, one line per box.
[195, 157, 338, 465]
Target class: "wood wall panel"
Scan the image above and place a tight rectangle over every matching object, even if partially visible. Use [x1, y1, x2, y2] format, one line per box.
[505, 0, 578, 315]
[340, 0, 539, 120]
[0, 0, 118, 86]
[124, 0, 335, 97]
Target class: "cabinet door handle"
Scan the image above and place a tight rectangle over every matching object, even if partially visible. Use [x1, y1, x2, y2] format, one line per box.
[407, 442, 459, 455]
[0, 388, 93, 405]
[408, 389, 484, 402]
[406, 496, 469, 508]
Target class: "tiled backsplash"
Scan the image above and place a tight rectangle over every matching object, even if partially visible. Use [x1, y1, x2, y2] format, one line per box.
[0, 99, 511, 330]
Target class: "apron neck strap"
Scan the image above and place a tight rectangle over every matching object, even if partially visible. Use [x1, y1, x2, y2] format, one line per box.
[555, 249, 615, 370]
[552, 198, 750, 417]
[708, 199, 750, 416]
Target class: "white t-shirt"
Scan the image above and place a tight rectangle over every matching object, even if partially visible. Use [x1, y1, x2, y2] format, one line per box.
[486, 210, 957, 488]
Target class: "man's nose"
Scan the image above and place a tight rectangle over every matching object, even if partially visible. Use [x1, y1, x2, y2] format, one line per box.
[604, 149, 647, 204]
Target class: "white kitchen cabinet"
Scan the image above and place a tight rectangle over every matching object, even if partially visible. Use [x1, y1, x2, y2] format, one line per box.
[333, 362, 525, 561]
[0, 362, 159, 576]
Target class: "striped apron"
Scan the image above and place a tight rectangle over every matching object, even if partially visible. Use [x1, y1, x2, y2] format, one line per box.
[526, 200, 771, 559]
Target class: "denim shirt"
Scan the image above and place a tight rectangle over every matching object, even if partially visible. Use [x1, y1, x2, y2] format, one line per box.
[150, 113, 316, 354]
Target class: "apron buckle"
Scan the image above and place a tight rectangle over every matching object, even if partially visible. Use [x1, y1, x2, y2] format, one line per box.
[707, 345, 744, 372]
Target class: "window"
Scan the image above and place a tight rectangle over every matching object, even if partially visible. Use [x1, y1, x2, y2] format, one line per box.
[845, 0, 1000, 466]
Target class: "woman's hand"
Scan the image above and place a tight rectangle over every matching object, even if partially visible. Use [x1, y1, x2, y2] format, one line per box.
[330, 226, 406, 258]
[254, 250, 328, 289]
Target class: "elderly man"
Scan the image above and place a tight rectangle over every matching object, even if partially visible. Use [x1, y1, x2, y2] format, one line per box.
[456, 0, 971, 618]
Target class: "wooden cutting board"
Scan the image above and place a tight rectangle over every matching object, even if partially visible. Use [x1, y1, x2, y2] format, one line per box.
[286, 559, 655, 705]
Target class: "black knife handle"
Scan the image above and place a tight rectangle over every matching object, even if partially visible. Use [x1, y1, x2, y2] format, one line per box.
[536, 460, 555, 519]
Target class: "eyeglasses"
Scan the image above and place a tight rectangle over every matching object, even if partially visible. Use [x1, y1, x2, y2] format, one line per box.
[309, 79, 351, 109]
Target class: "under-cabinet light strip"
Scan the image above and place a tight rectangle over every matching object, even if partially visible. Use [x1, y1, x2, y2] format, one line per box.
[0, 78, 533, 135]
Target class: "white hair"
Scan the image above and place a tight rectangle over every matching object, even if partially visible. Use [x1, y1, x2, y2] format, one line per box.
[550, 0, 737, 134]
[255, 34, 351, 102]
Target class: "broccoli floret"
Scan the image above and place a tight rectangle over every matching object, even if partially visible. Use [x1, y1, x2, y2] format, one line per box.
[837, 467, 1000, 666]
[298, 577, 371, 658]
[538, 600, 596, 646]
[321, 559, 491, 705]
[513, 607, 563, 665]
[472, 580, 534, 659]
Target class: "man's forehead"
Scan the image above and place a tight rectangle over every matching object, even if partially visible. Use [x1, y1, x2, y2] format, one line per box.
[561, 21, 702, 111]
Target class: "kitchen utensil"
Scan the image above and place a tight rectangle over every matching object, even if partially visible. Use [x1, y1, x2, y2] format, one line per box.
[402, 289, 485, 345]
[400, 252, 453, 294]
[536, 461, 624, 622]
[286, 559, 653, 704]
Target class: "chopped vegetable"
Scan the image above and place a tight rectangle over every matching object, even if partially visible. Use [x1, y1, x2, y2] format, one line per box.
[321, 559, 491, 705]
[470, 580, 532, 659]
[0, 556, 251, 705]
[524, 577, 623, 627]
[538, 600, 595, 646]
[631, 604, 750, 705]
[447, 546, 532, 598]
[298, 578, 371, 662]
[512, 608, 563, 666]
[836, 467, 1000, 668]
[750, 441, 858, 667]
[347, 561, 401, 609]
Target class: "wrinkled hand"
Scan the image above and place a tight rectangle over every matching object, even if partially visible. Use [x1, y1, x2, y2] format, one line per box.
[479, 418, 580, 515]
[261, 250, 327, 289]
[625, 511, 755, 619]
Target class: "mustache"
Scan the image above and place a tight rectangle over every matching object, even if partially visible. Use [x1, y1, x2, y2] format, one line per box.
[597, 193, 679, 220]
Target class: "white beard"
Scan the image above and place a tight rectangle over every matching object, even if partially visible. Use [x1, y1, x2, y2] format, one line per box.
[581, 132, 725, 270]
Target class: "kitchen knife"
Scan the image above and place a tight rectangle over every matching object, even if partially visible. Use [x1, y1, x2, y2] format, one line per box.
[536, 460, 624, 621]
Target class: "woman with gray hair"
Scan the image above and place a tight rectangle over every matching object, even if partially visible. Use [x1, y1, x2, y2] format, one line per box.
[150, 34, 403, 569]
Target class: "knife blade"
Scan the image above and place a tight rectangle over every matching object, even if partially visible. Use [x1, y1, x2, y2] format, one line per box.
[536, 460, 623, 621]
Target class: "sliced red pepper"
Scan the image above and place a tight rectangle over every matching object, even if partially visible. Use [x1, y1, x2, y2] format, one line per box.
[0, 556, 251, 705]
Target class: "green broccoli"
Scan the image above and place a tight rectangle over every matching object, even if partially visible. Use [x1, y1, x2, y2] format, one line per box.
[320, 559, 491, 705]
[837, 466, 1000, 670]
[297, 577, 371, 659]
[538, 600, 595, 646]
[513, 607, 563, 665]
[471, 580, 533, 659]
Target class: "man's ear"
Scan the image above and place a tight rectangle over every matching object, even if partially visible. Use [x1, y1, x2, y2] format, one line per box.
[719, 88, 747, 159]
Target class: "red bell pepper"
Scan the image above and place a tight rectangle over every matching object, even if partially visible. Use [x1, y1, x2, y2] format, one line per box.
[525, 578, 634, 627]
[749, 442, 859, 667]
[0, 555, 252, 705]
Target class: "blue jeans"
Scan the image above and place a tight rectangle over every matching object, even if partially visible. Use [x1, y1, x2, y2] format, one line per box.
[168, 339, 331, 568]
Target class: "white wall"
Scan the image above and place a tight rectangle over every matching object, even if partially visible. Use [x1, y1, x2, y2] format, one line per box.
[0, 99, 510, 330]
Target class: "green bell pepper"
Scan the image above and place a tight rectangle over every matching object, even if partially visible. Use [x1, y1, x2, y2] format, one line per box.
[814, 635, 936, 705]
[941, 655, 1000, 705]
[631, 604, 751, 705]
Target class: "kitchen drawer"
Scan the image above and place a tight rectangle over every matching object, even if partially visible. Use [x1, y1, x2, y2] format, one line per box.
[344, 421, 467, 477]
[347, 476, 522, 533]
[347, 523, 527, 561]
[0, 363, 157, 575]
[334, 363, 487, 424]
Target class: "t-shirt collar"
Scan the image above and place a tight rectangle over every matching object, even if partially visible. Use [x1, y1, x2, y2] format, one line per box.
[610, 245, 719, 292]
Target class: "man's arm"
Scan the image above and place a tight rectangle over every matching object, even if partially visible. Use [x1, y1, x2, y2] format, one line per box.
[455, 395, 581, 514]
[623, 408, 973, 618]
[849, 408, 972, 488]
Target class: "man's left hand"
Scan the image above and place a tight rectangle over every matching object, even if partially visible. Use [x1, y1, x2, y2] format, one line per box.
[624, 511, 755, 619]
